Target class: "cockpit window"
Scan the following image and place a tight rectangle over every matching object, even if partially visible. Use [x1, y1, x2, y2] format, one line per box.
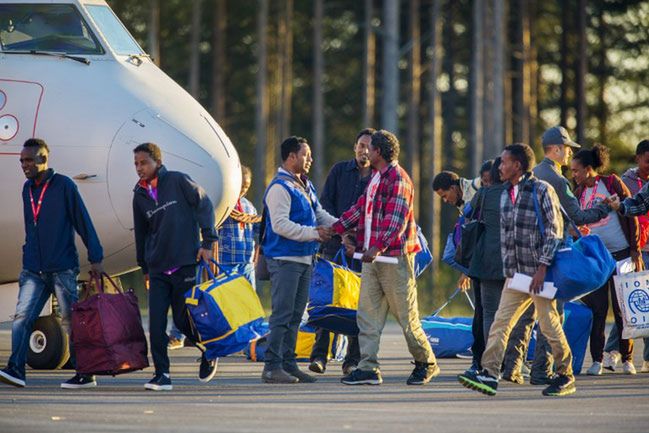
[85, 5, 143, 56]
[0, 4, 103, 54]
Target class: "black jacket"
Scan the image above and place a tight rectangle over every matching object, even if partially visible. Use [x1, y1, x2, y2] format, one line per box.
[467, 184, 505, 281]
[132, 165, 217, 275]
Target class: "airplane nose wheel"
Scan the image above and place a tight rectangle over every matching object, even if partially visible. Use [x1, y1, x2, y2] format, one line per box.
[26, 315, 70, 370]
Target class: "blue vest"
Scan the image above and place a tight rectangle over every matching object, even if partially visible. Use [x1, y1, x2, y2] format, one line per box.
[262, 174, 320, 258]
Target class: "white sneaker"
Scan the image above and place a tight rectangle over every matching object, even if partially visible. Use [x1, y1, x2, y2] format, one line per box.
[603, 351, 621, 371]
[622, 361, 636, 375]
[641, 361, 649, 373]
[586, 362, 602, 376]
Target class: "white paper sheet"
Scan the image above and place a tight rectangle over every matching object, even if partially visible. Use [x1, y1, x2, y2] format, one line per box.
[616, 258, 635, 275]
[353, 253, 399, 264]
[506, 273, 557, 299]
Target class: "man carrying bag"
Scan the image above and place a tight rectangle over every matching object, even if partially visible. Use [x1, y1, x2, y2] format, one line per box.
[132, 142, 218, 391]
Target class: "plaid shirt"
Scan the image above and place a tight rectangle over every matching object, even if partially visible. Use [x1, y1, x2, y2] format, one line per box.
[217, 197, 259, 264]
[501, 175, 563, 278]
[620, 180, 649, 217]
[333, 162, 421, 257]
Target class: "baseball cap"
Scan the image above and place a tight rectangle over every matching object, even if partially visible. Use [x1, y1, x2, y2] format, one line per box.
[541, 126, 581, 148]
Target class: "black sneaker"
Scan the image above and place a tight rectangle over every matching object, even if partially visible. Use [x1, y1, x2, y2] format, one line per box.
[61, 374, 97, 389]
[341, 368, 382, 385]
[0, 367, 25, 388]
[144, 373, 173, 391]
[542, 374, 576, 397]
[407, 361, 440, 385]
[198, 354, 218, 383]
[457, 369, 498, 396]
[308, 358, 326, 374]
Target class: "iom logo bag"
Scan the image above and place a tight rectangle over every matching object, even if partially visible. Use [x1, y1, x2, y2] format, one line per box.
[613, 271, 649, 339]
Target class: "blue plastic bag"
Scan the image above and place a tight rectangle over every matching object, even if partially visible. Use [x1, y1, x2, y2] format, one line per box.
[531, 184, 616, 300]
[414, 226, 433, 278]
[526, 301, 593, 375]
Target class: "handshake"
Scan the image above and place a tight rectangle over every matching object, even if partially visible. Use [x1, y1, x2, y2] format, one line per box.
[316, 225, 334, 242]
[603, 194, 621, 211]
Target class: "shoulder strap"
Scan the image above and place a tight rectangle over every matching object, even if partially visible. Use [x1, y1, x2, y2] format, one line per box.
[600, 175, 616, 196]
[531, 183, 545, 238]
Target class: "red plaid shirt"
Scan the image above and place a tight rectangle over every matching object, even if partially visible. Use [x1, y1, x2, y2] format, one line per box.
[333, 162, 421, 256]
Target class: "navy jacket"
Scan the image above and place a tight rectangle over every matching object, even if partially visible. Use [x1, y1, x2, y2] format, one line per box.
[22, 169, 103, 273]
[319, 159, 371, 257]
[132, 165, 217, 275]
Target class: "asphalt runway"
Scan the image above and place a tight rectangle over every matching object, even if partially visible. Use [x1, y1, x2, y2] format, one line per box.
[0, 325, 647, 433]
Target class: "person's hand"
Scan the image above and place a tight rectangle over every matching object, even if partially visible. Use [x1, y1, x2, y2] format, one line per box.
[457, 274, 471, 292]
[529, 264, 547, 294]
[606, 194, 621, 211]
[196, 247, 213, 263]
[89, 262, 104, 279]
[631, 250, 644, 272]
[577, 225, 591, 236]
[361, 246, 381, 263]
[143, 274, 150, 291]
[342, 234, 356, 257]
[316, 226, 333, 242]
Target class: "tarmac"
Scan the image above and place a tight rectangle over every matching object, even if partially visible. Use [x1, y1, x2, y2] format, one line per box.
[0, 325, 647, 433]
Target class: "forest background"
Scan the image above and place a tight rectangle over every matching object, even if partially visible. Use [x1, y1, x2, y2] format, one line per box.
[111, 0, 649, 314]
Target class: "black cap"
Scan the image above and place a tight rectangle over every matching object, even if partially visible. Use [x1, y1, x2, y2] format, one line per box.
[541, 126, 581, 148]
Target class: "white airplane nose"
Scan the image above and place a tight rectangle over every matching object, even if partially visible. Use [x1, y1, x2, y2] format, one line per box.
[107, 109, 241, 231]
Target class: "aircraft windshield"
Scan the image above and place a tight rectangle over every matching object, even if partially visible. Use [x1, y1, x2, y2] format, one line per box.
[85, 5, 143, 56]
[0, 4, 102, 54]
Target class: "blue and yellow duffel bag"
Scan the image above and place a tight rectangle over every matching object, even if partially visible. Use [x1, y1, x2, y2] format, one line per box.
[307, 251, 361, 336]
[186, 260, 265, 358]
[244, 322, 342, 362]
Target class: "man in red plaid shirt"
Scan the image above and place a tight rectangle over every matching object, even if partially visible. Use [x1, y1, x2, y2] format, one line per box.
[332, 130, 439, 386]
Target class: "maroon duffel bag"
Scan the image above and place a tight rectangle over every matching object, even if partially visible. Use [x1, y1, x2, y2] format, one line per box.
[71, 274, 149, 375]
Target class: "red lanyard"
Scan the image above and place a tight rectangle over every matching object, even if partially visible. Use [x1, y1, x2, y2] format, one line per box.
[580, 177, 599, 209]
[29, 180, 51, 226]
[509, 186, 517, 204]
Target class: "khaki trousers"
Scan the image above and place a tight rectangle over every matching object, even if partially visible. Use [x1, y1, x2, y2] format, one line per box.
[357, 254, 436, 371]
[481, 279, 573, 378]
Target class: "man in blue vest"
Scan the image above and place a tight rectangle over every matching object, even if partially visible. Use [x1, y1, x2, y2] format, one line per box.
[0, 138, 104, 389]
[261, 136, 337, 384]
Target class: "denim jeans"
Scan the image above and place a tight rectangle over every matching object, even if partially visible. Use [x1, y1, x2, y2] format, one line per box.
[219, 263, 256, 291]
[8, 268, 79, 378]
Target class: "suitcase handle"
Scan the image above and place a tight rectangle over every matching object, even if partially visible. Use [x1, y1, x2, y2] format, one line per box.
[88, 272, 124, 295]
[431, 287, 475, 317]
[195, 259, 233, 284]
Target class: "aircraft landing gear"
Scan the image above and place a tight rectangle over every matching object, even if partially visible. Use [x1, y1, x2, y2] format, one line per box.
[26, 315, 70, 370]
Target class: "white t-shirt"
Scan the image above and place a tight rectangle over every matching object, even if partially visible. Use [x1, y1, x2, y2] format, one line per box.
[363, 172, 381, 250]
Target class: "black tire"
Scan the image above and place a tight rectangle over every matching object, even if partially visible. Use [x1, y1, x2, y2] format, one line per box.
[26, 315, 70, 370]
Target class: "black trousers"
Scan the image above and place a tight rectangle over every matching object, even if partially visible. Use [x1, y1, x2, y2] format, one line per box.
[148, 265, 201, 375]
[471, 278, 485, 368]
[310, 329, 361, 366]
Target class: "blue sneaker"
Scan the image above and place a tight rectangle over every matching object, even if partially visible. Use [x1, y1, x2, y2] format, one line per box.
[144, 373, 172, 391]
[457, 369, 498, 396]
[341, 369, 382, 385]
[0, 367, 25, 388]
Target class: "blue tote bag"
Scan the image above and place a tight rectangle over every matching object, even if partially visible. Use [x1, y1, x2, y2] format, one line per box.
[532, 184, 616, 301]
